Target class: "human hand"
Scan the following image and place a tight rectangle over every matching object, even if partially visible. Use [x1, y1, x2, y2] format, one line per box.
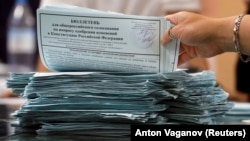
[161, 11, 233, 66]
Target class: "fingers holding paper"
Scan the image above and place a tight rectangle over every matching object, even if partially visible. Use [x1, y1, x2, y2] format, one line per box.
[161, 11, 226, 66]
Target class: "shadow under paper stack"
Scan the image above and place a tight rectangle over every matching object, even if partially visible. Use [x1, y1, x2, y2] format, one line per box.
[6, 71, 233, 140]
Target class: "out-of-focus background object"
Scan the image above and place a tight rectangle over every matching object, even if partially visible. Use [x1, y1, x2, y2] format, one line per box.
[0, 0, 40, 71]
[7, 0, 36, 72]
[163, 0, 201, 14]
[0, 61, 11, 98]
[40, 0, 166, 16]
[0, 0, 40, 98]
[0, 104, 8, 136]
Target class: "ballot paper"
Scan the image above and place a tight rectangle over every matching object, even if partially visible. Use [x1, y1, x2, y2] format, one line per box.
[37, 5, 179, 73]
[214, 102, 250, 124]
[6, 70, 234, 139]
[6, 72, 35, 95]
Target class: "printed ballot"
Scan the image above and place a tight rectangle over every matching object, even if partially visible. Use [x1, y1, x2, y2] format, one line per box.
[37, 5, 180, 73]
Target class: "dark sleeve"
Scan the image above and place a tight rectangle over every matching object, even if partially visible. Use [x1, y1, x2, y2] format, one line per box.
[236, 57, 250, 94]
[0, 1, 14, 63]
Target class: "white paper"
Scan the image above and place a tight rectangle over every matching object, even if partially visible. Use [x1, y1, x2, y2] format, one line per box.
[37, 5, 180, 73]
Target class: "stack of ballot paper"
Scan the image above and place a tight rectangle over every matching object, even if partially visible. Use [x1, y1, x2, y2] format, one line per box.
[213, 102, 250, 124]
[158, 71, 234, 124]
[6, 71, 233, 138]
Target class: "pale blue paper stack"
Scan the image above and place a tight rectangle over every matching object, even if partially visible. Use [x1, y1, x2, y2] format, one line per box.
[213, 102, 250, 124]
[6, 71, 233, 139]
[159, 71, 234, 124]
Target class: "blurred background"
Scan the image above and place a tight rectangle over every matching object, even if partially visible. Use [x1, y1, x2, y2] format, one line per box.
[0, 0, 249, 136]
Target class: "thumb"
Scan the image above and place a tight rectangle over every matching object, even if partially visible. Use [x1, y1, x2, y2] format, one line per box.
[161, 25, 177, 45]
[161, 14, 181, 45]
[161, 12, 189, 44]
[165, 11, 187, 25]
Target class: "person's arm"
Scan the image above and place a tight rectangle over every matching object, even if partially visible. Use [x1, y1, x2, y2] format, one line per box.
[216, 15, 250, 55]
[161, 11, 250, 65]
[238, 15, 250, 55]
